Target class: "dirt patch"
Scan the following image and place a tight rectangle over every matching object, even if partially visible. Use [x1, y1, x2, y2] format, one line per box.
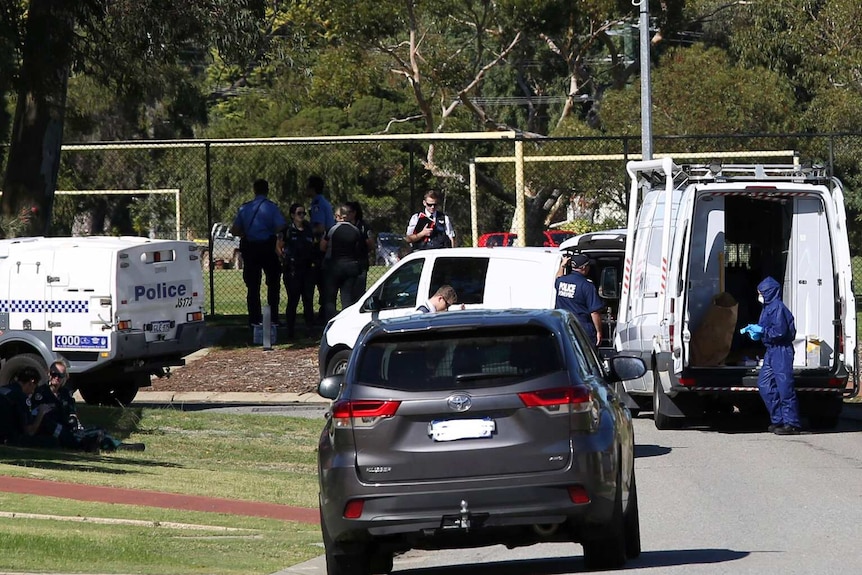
[150, 342, 320, 395]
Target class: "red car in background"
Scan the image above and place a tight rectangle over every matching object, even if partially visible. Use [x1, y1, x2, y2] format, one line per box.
[477, 230, 576, 247]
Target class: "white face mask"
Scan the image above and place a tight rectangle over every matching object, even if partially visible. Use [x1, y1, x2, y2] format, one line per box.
[757, 294, 764, 304]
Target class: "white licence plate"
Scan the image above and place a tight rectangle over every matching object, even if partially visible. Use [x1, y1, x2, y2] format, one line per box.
[149, 320, 173, 333]
[429, 418, 496, 442]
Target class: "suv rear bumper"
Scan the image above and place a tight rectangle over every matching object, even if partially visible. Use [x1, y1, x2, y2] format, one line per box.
[320, 451, 619, 547]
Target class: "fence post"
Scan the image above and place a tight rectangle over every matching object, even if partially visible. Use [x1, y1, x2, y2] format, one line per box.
[205, 141, 215, 317]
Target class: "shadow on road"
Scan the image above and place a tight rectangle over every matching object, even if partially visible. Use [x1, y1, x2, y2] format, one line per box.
[634, 444, 672, 458]
[397, 548, 749, 574]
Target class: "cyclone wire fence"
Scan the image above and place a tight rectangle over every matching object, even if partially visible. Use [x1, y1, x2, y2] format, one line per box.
[9, 132, 862, 333]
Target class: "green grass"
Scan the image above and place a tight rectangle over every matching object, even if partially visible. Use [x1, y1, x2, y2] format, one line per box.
[0, 409, 324, 573]
[0, 408, 322, 508]
[203, 266, 389, 317]
[0, 494, 321, 575]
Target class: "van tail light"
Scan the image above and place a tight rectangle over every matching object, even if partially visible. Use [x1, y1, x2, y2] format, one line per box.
[678, 377, 696, 387]
[827, 377, 845, 388]
[331, 399, 401, 429]
[519, 386, 591, 413]
[117, 320, 132, 331]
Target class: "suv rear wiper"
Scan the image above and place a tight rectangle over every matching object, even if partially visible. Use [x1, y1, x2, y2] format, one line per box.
[455, 372, 519, 383]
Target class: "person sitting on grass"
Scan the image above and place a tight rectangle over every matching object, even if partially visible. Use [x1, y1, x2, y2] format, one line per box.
[0, 367, 58, 448]
[31, 360, 145, 452]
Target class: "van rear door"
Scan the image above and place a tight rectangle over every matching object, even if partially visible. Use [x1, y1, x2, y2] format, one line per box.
[827, 179, 856, 373]
[117, 240, 204, 342]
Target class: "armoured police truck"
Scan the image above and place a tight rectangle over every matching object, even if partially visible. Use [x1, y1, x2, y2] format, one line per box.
[616, 157, 856, 429]
[0, 236, 206, 405]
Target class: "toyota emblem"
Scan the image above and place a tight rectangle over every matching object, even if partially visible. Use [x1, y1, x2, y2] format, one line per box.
[447, 394, 472, 412]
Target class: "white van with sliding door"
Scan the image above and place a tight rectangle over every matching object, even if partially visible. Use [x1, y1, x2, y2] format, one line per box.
[318, 247, 563, 377]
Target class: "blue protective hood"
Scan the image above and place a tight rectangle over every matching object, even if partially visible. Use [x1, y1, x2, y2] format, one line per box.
[757, 276, 781, 305]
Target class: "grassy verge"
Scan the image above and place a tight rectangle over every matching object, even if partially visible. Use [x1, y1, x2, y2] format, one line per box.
[203, 265, 388, 317]
[0, 494, 321, 575]
[0, 408, 324, 574]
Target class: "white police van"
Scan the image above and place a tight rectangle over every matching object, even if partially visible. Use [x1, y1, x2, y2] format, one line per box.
[0, 236, 206, 405]
[319, 247, 564, 377]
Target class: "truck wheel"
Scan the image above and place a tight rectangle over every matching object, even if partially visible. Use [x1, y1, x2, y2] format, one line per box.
[0, 354, 48, 386]
[326, 350, 352, 377]
[77, 374, 146, 406]
[231, 250, 243, 270]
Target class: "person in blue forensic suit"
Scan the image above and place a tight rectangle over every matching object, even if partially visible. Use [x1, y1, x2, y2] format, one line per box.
[231, 178, 287, 327]
[555, 253, 603, 348]
[741, 276, 802, 435]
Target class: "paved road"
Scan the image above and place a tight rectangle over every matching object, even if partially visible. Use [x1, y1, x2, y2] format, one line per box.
[278, 410, 862, 575]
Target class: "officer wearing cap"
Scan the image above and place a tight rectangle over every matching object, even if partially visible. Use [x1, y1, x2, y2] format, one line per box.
[555, 252, 603, 348]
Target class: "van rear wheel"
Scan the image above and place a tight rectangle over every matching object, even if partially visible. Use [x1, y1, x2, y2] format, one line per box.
[652, 368, 680, 430]
[231, 250, 243, 270]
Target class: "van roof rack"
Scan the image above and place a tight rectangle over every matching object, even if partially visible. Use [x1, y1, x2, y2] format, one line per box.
[680, 163, 830, 184]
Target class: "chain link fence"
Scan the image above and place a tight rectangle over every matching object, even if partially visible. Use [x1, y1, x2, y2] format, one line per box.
[6, 132, 861, 328]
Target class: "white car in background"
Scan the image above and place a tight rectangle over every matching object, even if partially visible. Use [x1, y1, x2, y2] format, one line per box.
[198, 223, 243, 270]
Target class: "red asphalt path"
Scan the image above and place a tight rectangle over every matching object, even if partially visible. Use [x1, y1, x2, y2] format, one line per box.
[0, 476, 319, 524]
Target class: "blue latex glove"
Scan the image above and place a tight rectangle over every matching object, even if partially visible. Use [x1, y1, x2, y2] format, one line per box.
[739, 324, 762, 341]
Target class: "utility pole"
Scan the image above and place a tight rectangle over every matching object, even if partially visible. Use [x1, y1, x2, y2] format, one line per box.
[638, 0, 653, 161]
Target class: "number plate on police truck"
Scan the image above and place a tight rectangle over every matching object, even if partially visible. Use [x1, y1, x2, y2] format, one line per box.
[148, 320, 174, 333]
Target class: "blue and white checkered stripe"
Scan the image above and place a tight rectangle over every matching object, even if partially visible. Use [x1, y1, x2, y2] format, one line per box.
[0, 300, 89, 313]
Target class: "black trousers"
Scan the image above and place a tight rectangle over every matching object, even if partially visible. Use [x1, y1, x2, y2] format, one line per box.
[283, 265, 317, 337]
[322, 259, 362, 322]
[241, 238, 281, 325]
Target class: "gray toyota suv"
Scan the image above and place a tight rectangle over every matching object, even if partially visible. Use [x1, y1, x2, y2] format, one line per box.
[317, 309, 646, 575]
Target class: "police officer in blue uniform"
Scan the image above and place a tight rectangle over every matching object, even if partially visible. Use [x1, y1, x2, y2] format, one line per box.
[741, 276, 802, 434]
[231, 179, 287, 326]
[306, 175, 335, 322]
[555, 253, 603, 348]
[0, 368, 56, 447]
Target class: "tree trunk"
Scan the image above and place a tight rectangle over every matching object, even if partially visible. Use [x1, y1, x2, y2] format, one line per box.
[1, 0, 76, 238]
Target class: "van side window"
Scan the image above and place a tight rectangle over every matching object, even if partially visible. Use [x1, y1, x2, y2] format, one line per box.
[373, 259, 424, 310]
[429, 257, 489, 305]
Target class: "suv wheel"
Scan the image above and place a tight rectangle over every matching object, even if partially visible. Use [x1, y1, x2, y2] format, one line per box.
[369, 549, 393, 574]
[582, 469, 627, 570]
[321, 511, 371, 575]
[624, 469, 641, 559]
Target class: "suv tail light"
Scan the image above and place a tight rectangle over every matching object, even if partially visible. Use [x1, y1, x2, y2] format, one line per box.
[331, 399, 401, 429]
[518, 386, 591, 412]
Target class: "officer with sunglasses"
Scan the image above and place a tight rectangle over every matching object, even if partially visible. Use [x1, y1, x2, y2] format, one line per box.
[32, 361, 145, 452]
[406, 190, 454, 250]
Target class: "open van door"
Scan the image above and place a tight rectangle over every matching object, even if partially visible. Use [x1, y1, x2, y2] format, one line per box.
[829, 178, 857, 395]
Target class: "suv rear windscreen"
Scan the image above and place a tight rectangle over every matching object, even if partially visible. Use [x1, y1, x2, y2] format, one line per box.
[355, 326, 563, 391]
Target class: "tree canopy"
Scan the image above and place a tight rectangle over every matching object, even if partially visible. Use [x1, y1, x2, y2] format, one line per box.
[2, 0, 862, 240]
